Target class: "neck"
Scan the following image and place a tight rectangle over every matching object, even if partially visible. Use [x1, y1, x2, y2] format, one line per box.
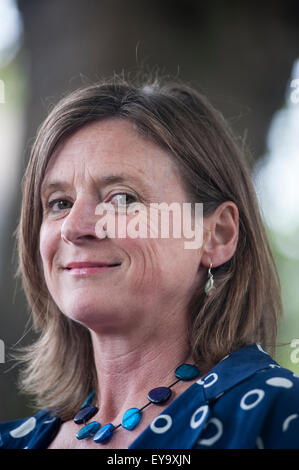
[90, 322, 193, 425]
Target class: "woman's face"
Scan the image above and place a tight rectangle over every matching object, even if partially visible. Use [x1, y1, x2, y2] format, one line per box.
[39, 119, 204, 333]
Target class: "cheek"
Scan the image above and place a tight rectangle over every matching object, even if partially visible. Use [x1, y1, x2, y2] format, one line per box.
[39, 223, 59, 285]
[122, 235, 199, 296]
[119, 237, 163, 293]
[166, 238, 196, 268]
[155, 237, 201, 300]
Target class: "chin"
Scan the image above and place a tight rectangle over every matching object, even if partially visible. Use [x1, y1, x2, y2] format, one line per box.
[60, 296, 125, 332]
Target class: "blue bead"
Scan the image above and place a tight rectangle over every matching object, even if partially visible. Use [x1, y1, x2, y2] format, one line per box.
[76, 421, 101, 440]
[93, 423, 114, 443]
[122, 408, 142, 430]
[80, 391, 95, 410]
[175, 364, 200, 381]
[74, 405, 98, 424]
[147, 386, 172, 404]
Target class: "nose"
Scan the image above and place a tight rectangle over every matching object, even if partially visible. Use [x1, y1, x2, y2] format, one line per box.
[61, 197, 103, 244]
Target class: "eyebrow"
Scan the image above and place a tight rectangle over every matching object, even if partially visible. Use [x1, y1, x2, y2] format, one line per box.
[40, 172, 150, 196]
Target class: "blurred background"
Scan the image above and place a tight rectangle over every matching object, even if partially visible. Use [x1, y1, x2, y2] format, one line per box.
[0, 0, 299, 421]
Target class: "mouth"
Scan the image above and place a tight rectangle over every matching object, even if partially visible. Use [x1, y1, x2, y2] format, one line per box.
[64, 262, 121, 276]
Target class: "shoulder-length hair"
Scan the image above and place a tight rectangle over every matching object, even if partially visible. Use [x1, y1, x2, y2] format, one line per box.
[16, 75, 283, 420]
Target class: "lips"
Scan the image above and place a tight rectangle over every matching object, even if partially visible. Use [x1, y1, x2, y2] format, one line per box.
[65, 262, 121, 269]
[63, 261, 121, 276]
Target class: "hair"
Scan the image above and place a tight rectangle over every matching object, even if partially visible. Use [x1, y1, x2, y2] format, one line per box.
[16, 73, 283, 421]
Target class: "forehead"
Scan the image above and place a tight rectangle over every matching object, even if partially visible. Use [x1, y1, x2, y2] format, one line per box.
[42, 119, 184, 194]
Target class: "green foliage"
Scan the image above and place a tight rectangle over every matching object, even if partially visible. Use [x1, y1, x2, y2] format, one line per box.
[267, 227, 299, 373]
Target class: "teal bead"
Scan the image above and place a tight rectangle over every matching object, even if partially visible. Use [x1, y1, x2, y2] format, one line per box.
[93, 423, 114, 443]
[76, 421, 101, 440]
[80, 391, 95, 410]
[122, 408, 142, 430]
[175, 364, 200, 381]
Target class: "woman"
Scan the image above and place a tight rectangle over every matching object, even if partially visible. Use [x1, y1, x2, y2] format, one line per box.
[1, 75, 299, 449]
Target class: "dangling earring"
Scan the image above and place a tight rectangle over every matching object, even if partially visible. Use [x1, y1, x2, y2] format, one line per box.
[204, 262, 215, 296]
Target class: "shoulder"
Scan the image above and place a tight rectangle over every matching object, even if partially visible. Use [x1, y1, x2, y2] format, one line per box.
[240, 365, 299, 448]
[195, 352, 299, 449]
[224, 362, 299, 417]
[231, 357, 299, 414]
[0, 409, 62, 449]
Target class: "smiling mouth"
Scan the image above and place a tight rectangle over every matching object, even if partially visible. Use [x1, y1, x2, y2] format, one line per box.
[64, 262, 121, 275]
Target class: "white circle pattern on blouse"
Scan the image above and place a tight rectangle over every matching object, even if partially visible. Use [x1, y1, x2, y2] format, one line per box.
[282, 414, 298, 432]
[190, 405, 209, 429]
[150, 414, 172, 434]
[197, 372, 218, 388]
[198, 418, 223, 446]
[9, 417, 36, 438]
[42, 418, 57, 425]
[266, 377, 293, 388]
[240, 389, 265, 410]
[256, 344, 269, 355]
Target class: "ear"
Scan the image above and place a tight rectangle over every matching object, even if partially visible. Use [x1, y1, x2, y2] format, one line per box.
[201, 201, 239, 268]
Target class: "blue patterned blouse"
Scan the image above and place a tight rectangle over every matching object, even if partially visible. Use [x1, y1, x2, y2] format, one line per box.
[1, 344, 299, 449]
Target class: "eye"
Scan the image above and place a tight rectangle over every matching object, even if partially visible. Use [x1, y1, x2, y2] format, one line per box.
[109, 193, 136, 206]
[47, 199, 73, 212]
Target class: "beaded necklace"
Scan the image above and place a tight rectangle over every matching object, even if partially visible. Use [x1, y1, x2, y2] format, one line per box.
[74, 363, 200, 443]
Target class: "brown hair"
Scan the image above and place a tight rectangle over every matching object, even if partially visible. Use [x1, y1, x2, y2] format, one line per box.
[16, 74, 283, 420]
